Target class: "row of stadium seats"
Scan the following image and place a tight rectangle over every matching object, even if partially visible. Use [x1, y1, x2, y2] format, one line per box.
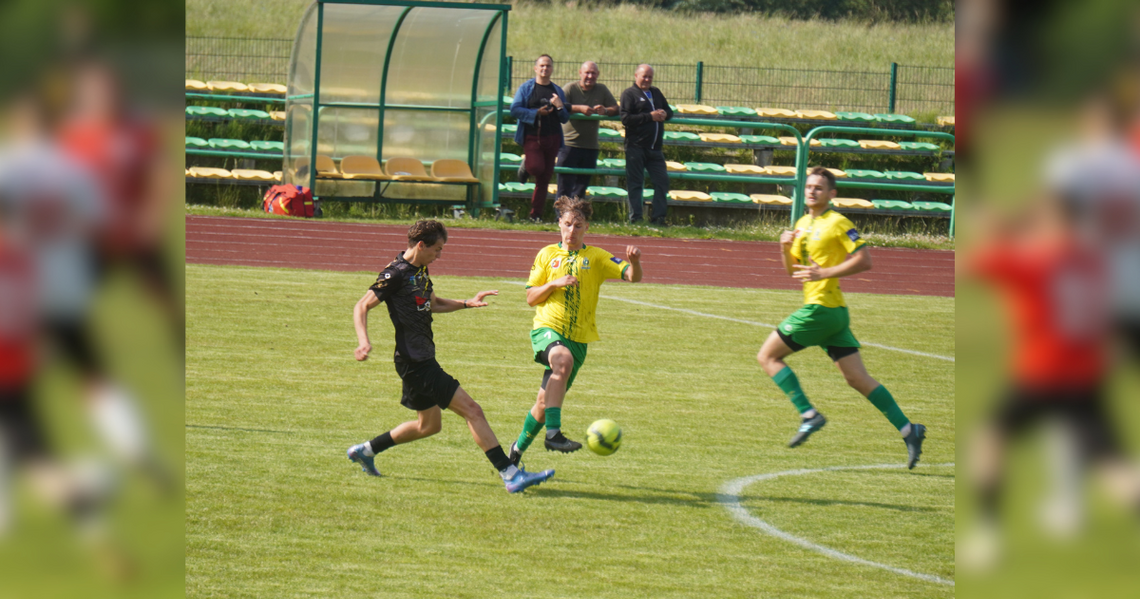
[186, 137, 285, 152]
[496, 182, 952, 211]
[187, 105, 285, 121]
[186, 167, 281, 181]
[294, 155, 480, 183]
[186, 80, 287, 95]
[497, 153, 953, 182]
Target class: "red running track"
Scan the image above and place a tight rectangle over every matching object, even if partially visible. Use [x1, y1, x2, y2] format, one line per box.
[186, 216, 954, 297]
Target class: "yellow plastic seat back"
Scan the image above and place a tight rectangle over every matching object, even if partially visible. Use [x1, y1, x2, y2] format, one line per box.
[385, 157, 436, 181]
[751, 194, 792, 205]
[431, 159, 479, 182]
[341, 156, 390, 180]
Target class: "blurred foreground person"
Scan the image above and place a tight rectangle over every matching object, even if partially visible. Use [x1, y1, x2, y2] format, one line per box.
[962, 195, 1140, 571]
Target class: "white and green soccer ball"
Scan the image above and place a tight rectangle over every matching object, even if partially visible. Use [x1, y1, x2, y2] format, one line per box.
[586, 419, 622, 456]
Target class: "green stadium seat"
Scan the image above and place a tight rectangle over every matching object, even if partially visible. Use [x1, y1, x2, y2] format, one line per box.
[503, 95, 514, 105]
[250, 140, 285, 152]
[499, 153, 522, 164]
[845, 169, 888, 179]
[872, 199, 914, 210]
[912, 201, 953, 212]
[186, 105, 228, 117]
[710, 192, 752, 203]
[884, 170, 925, 181]
[597, 128, 622, 140]
[899, 141, 941, 151]
[208, 138, 251, 150]
[739, 134, 779, 145]
[834, 111, 877, 122]
[228, 108, 271, 120]
[502, 181, 535, 193]
[501, 124, 517, 134]
[642, 189, 658, 198]
[684, 162, 726, 173]
[874, 113, 916, 125]
[586, 186, 627, 199]
[186, 137, 208, 148]
[717, 106, 757, 117]
[663, 131, 700, 142]
[818, 138, 860, 148]
[599, 157, 626, 168]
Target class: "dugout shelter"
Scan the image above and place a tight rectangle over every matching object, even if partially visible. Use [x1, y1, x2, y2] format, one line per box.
[284, 0, 509, 213]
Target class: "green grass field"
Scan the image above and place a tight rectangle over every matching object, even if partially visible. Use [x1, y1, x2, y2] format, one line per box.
[186, 263, 954, 597]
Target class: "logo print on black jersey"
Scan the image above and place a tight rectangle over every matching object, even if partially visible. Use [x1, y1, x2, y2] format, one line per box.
[414, 296, 430, 312]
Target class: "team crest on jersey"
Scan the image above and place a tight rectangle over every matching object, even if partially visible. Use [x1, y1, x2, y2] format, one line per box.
[846, 228, 861, 242]
[414, 296, 430, 311]
[581, 258, 590, 270]
[551, 258, 562, 269]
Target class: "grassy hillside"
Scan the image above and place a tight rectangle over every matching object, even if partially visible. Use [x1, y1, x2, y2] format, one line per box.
[185, 2, 953, 69]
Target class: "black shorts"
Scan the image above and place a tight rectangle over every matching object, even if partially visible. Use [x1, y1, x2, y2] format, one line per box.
[995, 386, 1122, 462]
[394, 357, 460, 412]
[0, 388, 51, 462]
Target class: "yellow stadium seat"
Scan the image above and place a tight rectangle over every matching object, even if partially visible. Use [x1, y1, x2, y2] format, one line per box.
[431, 159, 480, 183]
[206, 80, 249, 93]
[273, 171, 283, 181]
[924, 172, 955, 182]
[832, 198, 875, 209]
[340, 156, 392, 180]
[294, 155, 339, 177]
[670, 190, 712, 201]
[724, 164, 766, 175]
[826, 168, 848, 178]
[858, 139, 902, 150]
[765, 166, 796, 176]
[699, 133, 741, 143]
[385, 157, 437, 181]
[665, 161, 687, 172]
[548, 184, 557, 194]
[795, 110, 838, 120]
[755, 107, 796, 118]
[751, 194, 792, 205]
[248, 83, 287, 95]
[937, 116, 955, 126]
[186, 79, 208, 91]
[270, 111, 286, 121]
[188, 167, 232, 179]
[778, 136, 820, 146]
[231, 169, 277, 181]
[675, 104, 718, 115]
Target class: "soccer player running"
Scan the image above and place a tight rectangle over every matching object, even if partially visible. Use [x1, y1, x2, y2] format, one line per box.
[756, 167, 927, 468]
[346, 220, 554, 493]
[508, 197, 642, 466]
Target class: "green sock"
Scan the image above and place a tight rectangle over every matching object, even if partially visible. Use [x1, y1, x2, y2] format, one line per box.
[867, 385, 909, 430]
[544, 407, 562, 431]
[515, 412, 543, 452]
[772, 366, 813, 414]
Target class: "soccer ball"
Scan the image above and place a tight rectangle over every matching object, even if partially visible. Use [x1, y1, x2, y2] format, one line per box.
[586, 419, 622, 456]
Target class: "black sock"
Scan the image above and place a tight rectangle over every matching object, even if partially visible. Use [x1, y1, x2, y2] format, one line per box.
[369, 431, 396, 454]
[979, 481, 1001, 521]
[485, 445, 512, 472]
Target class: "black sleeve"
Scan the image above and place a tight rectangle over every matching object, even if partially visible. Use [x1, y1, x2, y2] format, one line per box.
[369, 267, 403, 302]
[620, 87, 651, 128]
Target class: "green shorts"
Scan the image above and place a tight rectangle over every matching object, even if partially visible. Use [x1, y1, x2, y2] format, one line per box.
[776, 305, 861, 360]
[531, 328, 588, 391]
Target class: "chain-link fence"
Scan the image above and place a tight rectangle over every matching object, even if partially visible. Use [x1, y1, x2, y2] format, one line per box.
[185, 37, 953, 115]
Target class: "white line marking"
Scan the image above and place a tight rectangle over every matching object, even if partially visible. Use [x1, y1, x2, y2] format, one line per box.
[499, 281, 954, 362]
[718, 462, 955, 586]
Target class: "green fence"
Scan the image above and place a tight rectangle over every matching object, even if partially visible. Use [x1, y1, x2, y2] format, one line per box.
[185, 37, 953, 115]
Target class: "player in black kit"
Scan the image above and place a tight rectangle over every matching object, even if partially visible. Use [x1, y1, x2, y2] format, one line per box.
[346, 220, 554, 493]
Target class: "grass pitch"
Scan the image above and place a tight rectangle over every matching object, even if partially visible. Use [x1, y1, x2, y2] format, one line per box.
[186, 264, 953, 598]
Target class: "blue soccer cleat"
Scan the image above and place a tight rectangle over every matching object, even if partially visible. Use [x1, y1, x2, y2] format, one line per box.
[788, 412, 827, 448]
[504, 467, 554, 493]
[347, 443, 381, 477]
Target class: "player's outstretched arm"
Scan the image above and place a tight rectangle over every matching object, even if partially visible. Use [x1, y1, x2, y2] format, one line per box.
[526, 276, 578, 306]
[430, 290, 499, 314]
[353, 291, 380, 361]
[779, 229, 799, 276]
[792, 247, 873, 282]
[622, 245, 643, 282]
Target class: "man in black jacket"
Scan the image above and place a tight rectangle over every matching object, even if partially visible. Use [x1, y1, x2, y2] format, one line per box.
[620, 64, 673, 225]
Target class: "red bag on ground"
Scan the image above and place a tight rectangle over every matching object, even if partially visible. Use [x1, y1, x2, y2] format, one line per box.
[263, 185, 314, 217]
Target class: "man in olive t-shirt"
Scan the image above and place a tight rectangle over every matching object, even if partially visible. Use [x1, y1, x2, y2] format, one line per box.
[557, 61, 618, 202]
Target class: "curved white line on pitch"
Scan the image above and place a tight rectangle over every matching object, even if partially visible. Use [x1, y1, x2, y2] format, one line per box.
[718, 462, 955, 587]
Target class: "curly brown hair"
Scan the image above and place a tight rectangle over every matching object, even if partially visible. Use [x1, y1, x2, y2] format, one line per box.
[406, 220, 448, 247]
[554, 196, 593, 222]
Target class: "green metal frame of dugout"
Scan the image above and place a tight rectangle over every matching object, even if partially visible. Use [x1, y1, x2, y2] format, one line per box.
[284, 0, 510, 214]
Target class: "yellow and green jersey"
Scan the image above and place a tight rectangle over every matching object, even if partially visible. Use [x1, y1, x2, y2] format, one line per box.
[790, 209, 867, 308]
[526, 243, 629, 343]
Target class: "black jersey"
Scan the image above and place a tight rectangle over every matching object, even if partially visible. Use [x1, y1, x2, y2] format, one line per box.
[369, 253, 435, 362]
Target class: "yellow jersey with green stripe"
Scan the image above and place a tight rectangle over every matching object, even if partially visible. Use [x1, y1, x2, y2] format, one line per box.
[791, 209, 866, 308]
[527, 243, 629, 343]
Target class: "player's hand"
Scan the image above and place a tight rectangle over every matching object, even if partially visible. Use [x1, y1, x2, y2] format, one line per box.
[780, 229, 798, 247]
[468, 290, 499, 307]
[626, 245, 641, 263]
[792, 259, 826, 281]
[355, 343, 371, 361]
[550, 94, 564, 109]
[553, 275, 578, 288]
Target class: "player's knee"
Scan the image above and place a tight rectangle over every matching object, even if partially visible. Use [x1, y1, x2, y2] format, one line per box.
[549, 353, 573, 376]
[465, 401, 487, 424]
